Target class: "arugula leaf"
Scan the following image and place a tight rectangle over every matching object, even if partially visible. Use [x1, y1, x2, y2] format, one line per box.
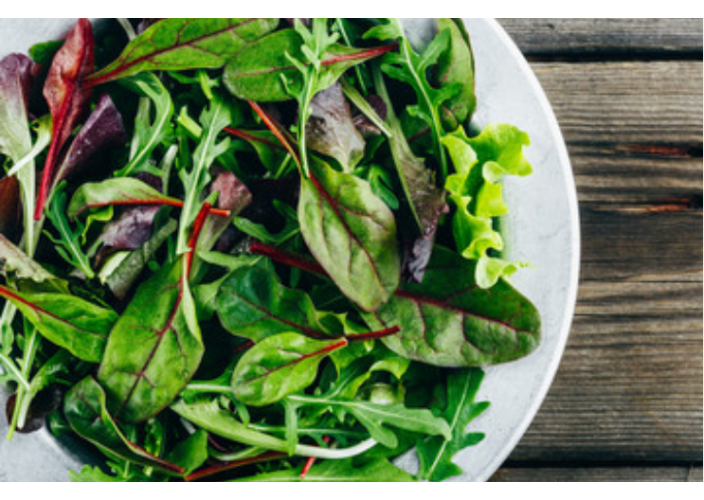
[176, 96, 231, 254]
[0, 285, 116, 363]
[115, 73, 174, 178]
[443, 124, 532, 288]
[298, 161, 400, 312]
[217, 266, 329, 342]
[45, 185, 95, 279]
[365, 246, 541, 367]
[86, 19, 279, 86]
[234, 457, 414, 482]
[365, 19, 456, 180]
[288, 393, 451, 449]
[64, 376, 185, 475]
[232, 334, 348, 406]
[417, 369, 488, 481]
[36, 18, 94, 220]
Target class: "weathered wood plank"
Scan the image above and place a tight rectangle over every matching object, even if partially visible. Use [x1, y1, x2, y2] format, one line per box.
[500, 19, 703, 58]
[532, 61, 702, 281]
[491, 465, 703, 482]
[502, 58, 703, 465]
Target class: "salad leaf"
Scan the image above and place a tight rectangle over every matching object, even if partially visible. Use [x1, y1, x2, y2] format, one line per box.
[365, 246, 541, 367]
[0, 53, 36, 252]
[217, 266, 329, 342]
[443, 124, 532, 288]
[232, 333, 348, 406]
[54, 94, 127, 183]
[374, 68, 447, 282]
[64, 376, 185, 475]
[289, 393, 451, 449]
[36, 18, 94, 220]
[68, 177, 182, 218]
[116, 73, 174, 178]
[165, 429, 209, 475]
[306, 82, 365, 172]
[86, 18, 279, 86]
[298, 161, 400, 312]
[223, 27, 396, 103]
[234, 457, 414, 482]
[0, 233, 66, 292]
[435, 19, 476, 130]
[416, 369, 488, 481]
[97, 254, 204, 423]
[0, 285, 116, 363]
[0, 176, 21, 242]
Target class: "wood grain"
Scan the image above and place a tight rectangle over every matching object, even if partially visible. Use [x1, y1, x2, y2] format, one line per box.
[491, 466, 703, 482]
[493, 43, 703, 471]
[498, 19, 703, 59]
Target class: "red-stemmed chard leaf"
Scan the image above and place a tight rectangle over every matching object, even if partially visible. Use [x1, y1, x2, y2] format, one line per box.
[298, 161, 400, 312]
[63, 376, 185, 475]
[54, 93, 127, 184]
[249, 243, 540, 367]
[0, 284, 117, 363]
[96, 203, 212, 423]
[85, 19, 279, 87]
[35, 18, 94, 220]
[223, 29, 397, 102]
[67, 177, 230, 218]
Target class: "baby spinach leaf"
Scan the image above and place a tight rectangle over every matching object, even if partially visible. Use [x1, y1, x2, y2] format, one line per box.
[364, 246, 541, 367]
[232, 333, 348, 406]
[223, 28, 396, 103]
[36, 18, 94, 220]
[68, 177, 182, 218]
[417, 369, 488, 482]
[97, 255, 204, 423]
[306, 83, 365, 172]
[298, 161, 400, 312]
[233, 457, 414, 482]
[443, 124, 532, 288]
[0, 285, 116, 363]
[64, 376, 185, 475]
[217, 266, 329, 342]
[116, 73, 174, 178]
[86, 18, 279, 86]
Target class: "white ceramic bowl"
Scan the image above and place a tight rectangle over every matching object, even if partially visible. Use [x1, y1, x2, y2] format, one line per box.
[0, 18, 580, 482]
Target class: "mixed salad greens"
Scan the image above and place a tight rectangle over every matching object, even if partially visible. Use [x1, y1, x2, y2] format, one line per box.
[0, 18, 540, 482]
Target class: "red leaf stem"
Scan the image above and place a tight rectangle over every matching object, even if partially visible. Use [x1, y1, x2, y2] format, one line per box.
[249, 241, 326, 277]
[247, 101, 300, 166]
[300, 435, 330, 480]
[224, 127, 287, 151]
[185, 202, 212, 277]
[185, 451, 287, 482]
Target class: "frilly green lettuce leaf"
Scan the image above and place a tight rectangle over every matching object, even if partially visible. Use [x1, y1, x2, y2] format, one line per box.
[443, 124, 532, 288]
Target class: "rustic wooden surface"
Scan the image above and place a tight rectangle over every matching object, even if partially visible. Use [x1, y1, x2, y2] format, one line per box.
[491, 19, 703, 482]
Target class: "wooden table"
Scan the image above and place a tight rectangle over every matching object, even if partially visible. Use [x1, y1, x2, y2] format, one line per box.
[489, 19, 703, 482]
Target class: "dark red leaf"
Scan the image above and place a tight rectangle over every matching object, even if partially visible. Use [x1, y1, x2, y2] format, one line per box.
[35, 18, 94, 220]
[55, 93, 126, 184]
[0, 176, 21, 242]
[352, 94, 387, 138]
